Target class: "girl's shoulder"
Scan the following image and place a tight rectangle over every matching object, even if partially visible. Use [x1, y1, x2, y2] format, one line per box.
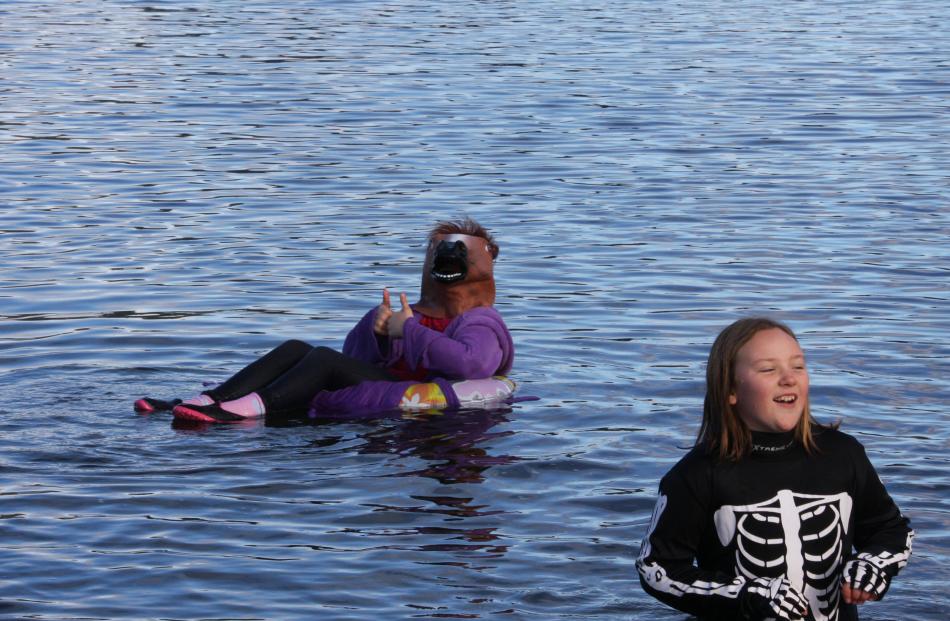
[662, 445, 718, 487]
[810, 424, 881, 480]
[811, 424, 866, 453]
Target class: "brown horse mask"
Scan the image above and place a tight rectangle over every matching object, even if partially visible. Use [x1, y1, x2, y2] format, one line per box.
[415, 233, 496, 318]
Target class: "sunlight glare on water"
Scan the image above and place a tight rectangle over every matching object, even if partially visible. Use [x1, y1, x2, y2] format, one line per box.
[0, 1, 948, 619]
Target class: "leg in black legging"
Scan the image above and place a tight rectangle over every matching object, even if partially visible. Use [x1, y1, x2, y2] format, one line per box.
[257, 346, 396, 415]
[204, 339, 314, 402]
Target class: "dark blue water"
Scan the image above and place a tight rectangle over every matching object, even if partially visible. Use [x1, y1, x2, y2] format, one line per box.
[1, 1, 948, 619]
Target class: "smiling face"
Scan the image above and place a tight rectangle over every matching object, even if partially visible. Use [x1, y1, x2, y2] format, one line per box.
[729, 328, 809, 433]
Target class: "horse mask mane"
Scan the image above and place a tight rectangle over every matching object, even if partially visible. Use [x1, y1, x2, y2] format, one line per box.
[415, 232, 497, 318]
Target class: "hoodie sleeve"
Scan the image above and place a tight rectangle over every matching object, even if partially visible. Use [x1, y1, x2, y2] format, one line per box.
[399, 308, 513, 380]
[342, 307, 403, 365]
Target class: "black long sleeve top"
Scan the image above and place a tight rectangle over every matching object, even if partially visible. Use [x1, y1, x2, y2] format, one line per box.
[637, 426, 913, 621]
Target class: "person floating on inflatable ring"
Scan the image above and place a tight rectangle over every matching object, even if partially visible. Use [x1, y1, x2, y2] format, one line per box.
[135, 218, 515, 423]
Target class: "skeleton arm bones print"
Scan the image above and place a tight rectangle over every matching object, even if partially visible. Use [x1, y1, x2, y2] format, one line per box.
[840, 441, 915, 603]
[636, 429, 913, 621]
[636, 470, 785, 620]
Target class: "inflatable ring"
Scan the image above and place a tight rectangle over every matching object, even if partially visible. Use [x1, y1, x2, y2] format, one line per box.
[308, 376, 516, 419]
[399, 376, 516, 411]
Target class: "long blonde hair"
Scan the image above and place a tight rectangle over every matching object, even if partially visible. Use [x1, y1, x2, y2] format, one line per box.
[697, 317, 831, 461]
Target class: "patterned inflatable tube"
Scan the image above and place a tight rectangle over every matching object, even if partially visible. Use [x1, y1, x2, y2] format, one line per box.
[308, 376, 516, 419]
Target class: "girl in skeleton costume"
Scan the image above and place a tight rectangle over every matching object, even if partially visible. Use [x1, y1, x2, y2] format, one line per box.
[637, 318, 913, 621]
[135, 218, 514, 423]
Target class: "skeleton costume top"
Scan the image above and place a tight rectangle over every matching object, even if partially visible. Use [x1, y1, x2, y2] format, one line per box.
[637, 426, 913, 621]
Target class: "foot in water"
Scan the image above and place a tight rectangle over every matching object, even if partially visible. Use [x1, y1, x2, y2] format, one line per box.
[172, 392, 266, 424]
[134, 397, 182, 413]
[172, 403, 251, 423]
[134, 393, 214, 413]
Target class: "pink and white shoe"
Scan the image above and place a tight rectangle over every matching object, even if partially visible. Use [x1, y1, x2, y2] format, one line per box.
[134, 397, 181, 413]
[172, 402, 249, 423]
[135, 393, 213, 413]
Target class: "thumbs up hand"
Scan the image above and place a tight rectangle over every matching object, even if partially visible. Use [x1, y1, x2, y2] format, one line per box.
[387, 292, 414, 338]
[373, 288, 393, 336]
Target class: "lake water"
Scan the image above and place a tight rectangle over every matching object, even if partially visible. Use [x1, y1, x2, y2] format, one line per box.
[1, 1, 947, 619]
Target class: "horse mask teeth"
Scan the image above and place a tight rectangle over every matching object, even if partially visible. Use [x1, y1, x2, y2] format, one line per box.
[419, 231, 496, 317]
[431, 240, 468, 283]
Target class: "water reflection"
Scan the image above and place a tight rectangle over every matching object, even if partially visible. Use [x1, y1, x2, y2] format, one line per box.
[170, 407, 518, 485]
[357, 409, 518, 485]
[2, 0, 948, 618]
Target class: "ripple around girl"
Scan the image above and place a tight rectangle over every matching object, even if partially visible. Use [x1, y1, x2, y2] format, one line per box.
[134, 218, 515, 423]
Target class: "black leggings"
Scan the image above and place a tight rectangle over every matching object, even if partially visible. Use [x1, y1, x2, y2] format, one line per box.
[204, 340, 396, 414]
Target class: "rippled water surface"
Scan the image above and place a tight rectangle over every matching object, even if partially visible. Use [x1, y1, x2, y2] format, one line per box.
[1, 1, 948, 619]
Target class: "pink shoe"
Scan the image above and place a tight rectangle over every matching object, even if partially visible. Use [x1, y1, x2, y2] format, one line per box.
[172, 402, 252, 424]
[134, 397, 182, 413]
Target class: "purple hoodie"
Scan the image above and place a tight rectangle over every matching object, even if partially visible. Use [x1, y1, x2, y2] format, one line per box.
[308, 306, 514, 417]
